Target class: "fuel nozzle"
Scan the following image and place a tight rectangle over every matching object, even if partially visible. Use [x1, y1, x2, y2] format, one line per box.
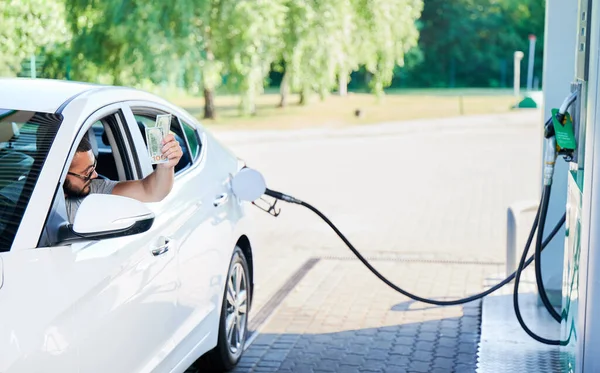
[543, 137, 557, 186]
[543, 91, 578, 162]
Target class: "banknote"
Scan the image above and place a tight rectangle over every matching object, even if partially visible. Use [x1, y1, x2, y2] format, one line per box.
[146, 126, 168, 164]
[146, 114, 172, 164]
[156, 114, 171, 135]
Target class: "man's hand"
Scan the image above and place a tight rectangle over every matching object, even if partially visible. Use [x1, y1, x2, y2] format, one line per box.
[158, 134, 183, 169]
[112, 134, 182, 202]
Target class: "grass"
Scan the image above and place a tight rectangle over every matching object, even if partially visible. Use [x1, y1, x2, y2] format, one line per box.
[170, 88, 529, 131]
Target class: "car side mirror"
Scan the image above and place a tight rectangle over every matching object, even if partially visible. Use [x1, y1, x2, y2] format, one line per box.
[231, 167, 267, 202]
[65, 194, 154, 241]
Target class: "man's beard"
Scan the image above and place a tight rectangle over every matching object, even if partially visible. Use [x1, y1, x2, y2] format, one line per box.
[64, 179, 91, 198]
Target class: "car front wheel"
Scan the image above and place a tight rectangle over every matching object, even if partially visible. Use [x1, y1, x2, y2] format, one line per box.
[198, 246, 251, 371]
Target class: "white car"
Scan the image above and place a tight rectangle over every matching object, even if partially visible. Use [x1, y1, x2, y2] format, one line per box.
[0, 78, 263, 373]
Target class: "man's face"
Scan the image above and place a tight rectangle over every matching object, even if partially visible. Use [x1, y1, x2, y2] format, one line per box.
[64, 150, 98, 198]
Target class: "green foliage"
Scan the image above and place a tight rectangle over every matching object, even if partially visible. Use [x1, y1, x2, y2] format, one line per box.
[156, 0, 224, 97]
[402, 0, 546, 88]
[1, 0, 547, 115]
[157, 0, 286, 115]
[280, 0, 347, 101]
[354, 0, 423, 95]
[0, 0, 69, 76]
[38, 43, 71, 80]
[278, 0, 422, 101]
[65, 0, 183, 85]
[214, 0, 286, 114]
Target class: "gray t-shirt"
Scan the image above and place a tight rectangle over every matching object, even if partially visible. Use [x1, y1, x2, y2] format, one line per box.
[65, 178, 118, 224]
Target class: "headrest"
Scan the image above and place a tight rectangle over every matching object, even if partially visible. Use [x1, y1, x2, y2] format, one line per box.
[0, 122, 20, 143]
[87, 127, 99, 157]
[0, 110, 33, 143]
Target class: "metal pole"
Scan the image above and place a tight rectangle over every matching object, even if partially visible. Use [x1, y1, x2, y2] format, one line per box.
[506, 201, 539, 277]
[527, 35, 537, 91]
[514, 51, 524, 97]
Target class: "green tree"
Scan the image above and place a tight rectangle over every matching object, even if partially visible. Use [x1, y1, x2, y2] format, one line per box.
[0, 0, 69, 77]
[277, 0, 423, 105]
[65, 0, 181, 85]
[278, 0, 345, 106]
[353, 0, 423, 96]
[334, 0, 358, 96]
[277, 0, 314, 106]
[163, 0, 285, 117]
[165, 0, 223, 119]
[403, 0, 545, 88]
[214, 0, 286, 115]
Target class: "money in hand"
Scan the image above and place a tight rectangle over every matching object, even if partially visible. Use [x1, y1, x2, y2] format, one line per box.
[147, 114, 172, 164]
[146, 127, 167, 164]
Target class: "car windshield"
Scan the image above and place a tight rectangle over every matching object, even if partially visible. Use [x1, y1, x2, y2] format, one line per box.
[0, 109, 61, 251]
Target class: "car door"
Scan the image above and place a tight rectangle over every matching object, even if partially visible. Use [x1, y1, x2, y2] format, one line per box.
[0, 109, 80, 373]
[124, 103, 233, 361]
[0, 105, 180, 373]
[69, 107, 182, 373]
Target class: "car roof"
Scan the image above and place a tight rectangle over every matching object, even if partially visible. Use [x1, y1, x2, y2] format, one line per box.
[0, 78, 108, 113]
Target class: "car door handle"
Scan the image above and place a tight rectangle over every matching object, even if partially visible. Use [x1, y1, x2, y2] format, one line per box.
[213, 193, 229, 207]
[152, 238, 172, 256]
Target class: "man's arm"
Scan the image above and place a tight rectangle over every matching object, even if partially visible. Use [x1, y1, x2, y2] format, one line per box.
[112, 134, 183, 202]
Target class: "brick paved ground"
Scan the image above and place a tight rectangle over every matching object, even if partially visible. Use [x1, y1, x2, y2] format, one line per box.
[231, 259, 502, 373]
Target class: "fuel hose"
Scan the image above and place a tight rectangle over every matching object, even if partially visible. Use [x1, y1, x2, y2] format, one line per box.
[265, 188, 564, 306]
[258, 90, 578, 346]
[264, 188, 566, 345]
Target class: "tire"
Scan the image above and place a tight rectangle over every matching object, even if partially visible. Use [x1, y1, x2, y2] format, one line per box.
[197, 246, 251, 372]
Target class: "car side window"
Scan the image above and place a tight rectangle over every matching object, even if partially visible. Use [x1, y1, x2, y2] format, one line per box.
[0, 109, 61, 251]
[180, 120, 201, 161]
[83, 114, 136, 182]
[89, 120, 119, 181]
[132, 112, 193, 174]
[39, 110, 137, 247]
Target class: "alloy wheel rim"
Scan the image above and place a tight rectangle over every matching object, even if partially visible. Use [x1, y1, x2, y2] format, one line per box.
[225, 262, 248, 355]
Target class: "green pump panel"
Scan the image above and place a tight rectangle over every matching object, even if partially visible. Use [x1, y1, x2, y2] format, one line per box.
[561, 164, 583, 371]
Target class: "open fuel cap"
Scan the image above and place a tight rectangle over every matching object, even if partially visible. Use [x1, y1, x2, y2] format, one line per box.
[231, 167, 267, 202]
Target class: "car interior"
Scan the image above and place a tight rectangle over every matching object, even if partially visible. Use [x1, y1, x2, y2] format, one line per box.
[1, 109, 198, 250]
[88, 115, 192, 181]
[0, 112, 36, 202]
[0, 110, 61, 250]
[0, 110, 193, 205]
[0, 117, 30, 249]
[132, 113, 192, 174]
[88, 122, 119, 180]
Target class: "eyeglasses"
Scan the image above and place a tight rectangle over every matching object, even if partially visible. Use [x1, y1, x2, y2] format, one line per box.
[67, 158, 97, 182]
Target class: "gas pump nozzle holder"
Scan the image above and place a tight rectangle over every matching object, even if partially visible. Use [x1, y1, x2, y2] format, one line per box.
[544, 91, 579, 163]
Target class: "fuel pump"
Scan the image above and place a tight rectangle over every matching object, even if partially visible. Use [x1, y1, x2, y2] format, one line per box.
[559, 0, 596, 371]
